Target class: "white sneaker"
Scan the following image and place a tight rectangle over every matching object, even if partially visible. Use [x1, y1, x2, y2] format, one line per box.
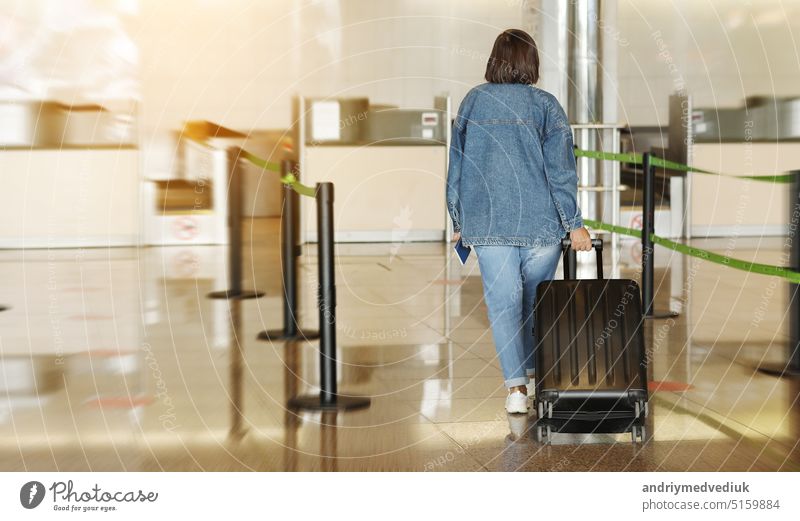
[505, 391, 529, 414]
[526, 379, 536, 398]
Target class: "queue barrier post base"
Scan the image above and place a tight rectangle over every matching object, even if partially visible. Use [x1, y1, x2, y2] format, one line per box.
[644, 310, 679, 320]
[207, 290, 264, 300]
[288, 393, 371, 412]
[757, 363, 800, 379]
[258, 328, 319, 342]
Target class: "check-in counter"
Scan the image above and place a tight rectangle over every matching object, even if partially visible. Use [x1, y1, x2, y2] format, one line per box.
[142, 122, 292, 245]
[296, 96, 450, 242]
[649, 95, 799, 238]
[687, 97, 800, 236]
[690, 143, 797, 237]
[0, 100, 139, 248]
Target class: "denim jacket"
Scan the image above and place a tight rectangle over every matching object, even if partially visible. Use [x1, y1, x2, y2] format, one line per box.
[446, 83, 583, 247]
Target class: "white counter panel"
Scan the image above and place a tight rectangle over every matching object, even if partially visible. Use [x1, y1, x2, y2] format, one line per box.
[690, 143, 799, 237]
[301, 146, 447, 242]
[0, 149, 139, 248]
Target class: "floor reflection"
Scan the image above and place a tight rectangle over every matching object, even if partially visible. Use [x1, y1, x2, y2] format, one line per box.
[228, 299, 246, 442]
[0, 223, 798, 470]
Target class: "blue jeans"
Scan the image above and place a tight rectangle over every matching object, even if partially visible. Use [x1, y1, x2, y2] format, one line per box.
[474, 244, 562, 388]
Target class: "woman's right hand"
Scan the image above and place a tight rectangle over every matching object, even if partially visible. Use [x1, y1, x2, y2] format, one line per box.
[569, 227, 592, 251]
[452, 232, 461, 242]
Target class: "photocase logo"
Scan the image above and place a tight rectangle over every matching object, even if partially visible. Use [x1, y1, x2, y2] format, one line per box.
[20, 481, 45, 509]
[17, 479, 159, 512]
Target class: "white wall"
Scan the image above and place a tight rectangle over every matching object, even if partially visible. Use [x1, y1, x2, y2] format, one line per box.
[136, 0, 526, 177]
[5, 1, 800, 150]
[617, 0, 800, 126]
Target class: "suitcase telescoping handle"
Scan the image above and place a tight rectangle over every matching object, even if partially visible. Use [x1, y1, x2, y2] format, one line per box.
[560, 236, 603, 280]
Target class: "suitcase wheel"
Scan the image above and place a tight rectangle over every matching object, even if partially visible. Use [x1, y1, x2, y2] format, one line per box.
[631, 425, 645, 443]
[536, 400, 553, 419]
[536, 400, 553, 418]
[634, 400, 648, 420]
[536, 425, 552, 443]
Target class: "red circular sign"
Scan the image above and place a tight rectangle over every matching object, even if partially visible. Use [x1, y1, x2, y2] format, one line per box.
[173, 216, 199, 241]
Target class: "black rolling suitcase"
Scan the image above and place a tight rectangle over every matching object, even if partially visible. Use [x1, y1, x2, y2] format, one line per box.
[534, 237, 648, 443]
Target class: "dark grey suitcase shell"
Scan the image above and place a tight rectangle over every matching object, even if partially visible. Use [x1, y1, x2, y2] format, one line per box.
[534, 238, 648, 442]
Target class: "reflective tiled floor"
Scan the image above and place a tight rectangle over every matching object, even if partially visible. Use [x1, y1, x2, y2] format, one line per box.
[1, 219, 799, 471]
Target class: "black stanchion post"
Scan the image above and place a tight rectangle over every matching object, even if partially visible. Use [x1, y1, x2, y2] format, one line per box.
[318, 181, 337, 404]
[642, 152, 678, 319]
[282, 175, 299, 337]
[792, 193, 800, 373]
[288, 182, 370, 411]
[257, 160, 319, 341]
[208, 147, 264, 300]
[642, 152, 654, 316]
[759, 169, 800, 377]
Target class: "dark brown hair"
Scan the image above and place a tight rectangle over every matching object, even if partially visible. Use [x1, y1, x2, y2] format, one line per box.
[484, 29, 540, 85]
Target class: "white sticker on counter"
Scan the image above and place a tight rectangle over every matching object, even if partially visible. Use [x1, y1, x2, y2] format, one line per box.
[311, 101, 341, 141]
